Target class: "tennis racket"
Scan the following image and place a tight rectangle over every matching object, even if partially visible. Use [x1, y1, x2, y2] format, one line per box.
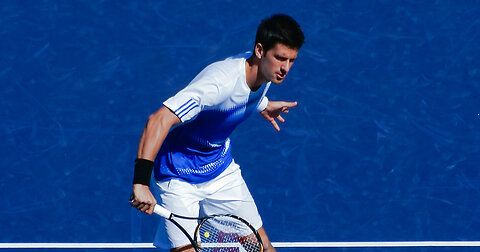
[130, 194, 263, 252]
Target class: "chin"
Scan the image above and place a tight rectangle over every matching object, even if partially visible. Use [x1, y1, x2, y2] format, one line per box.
[271, 78, 284, 84]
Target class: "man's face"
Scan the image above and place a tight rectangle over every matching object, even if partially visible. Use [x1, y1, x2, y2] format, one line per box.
[259, 43, 299, 84]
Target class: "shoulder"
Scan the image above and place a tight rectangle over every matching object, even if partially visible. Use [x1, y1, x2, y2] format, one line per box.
[171, 53, 251, 107]
[201, 53, 249, 81]
[186, 53, 247, 92]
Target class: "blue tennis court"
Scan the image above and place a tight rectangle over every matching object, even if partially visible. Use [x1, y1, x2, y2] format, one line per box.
[1, 1, 479, 251]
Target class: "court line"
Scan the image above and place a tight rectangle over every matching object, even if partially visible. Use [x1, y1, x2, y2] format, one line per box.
[1, 241, 480, 249]
[0, 243, 154, 249]
[273, 241, 480, 247]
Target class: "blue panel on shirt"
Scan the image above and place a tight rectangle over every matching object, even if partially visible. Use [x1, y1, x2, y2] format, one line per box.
[154, 102, 252, 183]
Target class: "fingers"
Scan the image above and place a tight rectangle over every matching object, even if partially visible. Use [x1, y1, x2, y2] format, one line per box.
[130, 190, 157, 215]
[141, 203, 152, 213]
[281, 101, 298, 109]
[262, 101, 297, 131]
[270, 120, 280, 131]
[267, 114, 285, 131]
[279, 101, 296, 114]
[131, 198, 155, 215]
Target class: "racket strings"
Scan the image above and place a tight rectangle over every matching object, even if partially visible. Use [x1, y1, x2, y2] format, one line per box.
[197, 216, 261, 252]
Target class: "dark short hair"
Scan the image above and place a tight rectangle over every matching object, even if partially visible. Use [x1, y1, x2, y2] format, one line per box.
[255, 14, 305, 52]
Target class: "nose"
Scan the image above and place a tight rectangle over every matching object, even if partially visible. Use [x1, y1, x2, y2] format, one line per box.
[281, 60, 292, 74]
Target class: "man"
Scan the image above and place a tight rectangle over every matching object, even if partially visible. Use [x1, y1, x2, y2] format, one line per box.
[131, 14, 304, 251]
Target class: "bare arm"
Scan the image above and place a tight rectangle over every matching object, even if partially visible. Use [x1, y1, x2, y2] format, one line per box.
[131, 106, 180, 214]
[137, 106, 180, 160]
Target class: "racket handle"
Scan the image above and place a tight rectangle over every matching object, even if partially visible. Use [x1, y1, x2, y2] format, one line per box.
[130, 193, 172, 219]
[153, 204, 173, 219]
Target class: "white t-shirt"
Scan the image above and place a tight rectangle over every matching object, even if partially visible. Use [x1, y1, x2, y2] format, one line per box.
[154, 52, 270, 183]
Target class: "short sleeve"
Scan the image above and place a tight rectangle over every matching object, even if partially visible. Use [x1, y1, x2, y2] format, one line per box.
[163, 63, 233, 123]
[256, 96, 269, 112]
[163, 95, 201, 123]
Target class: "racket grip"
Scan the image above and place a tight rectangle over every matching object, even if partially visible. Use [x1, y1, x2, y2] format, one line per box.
[153, 204, 172, 219]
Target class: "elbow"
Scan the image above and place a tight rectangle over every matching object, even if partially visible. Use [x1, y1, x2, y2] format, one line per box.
[146, 113, 162, 129]
[147, 113, 158, 123]
[146, 106, 180, 130]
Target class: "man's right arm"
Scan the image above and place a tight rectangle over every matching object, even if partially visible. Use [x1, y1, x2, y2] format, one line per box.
[137, 106, 180, 160]
[131, 106, 180, 215]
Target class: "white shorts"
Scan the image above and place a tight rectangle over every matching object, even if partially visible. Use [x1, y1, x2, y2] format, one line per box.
[152, 161, 263, 249]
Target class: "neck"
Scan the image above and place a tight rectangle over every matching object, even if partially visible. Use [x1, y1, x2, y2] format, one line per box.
[245, 56, 266, 92]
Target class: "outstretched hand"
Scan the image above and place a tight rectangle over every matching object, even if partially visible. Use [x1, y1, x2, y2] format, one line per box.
[260, 101, 297, 131]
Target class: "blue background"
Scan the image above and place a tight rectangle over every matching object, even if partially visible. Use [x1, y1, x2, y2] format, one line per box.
[1, 0, 479, 251]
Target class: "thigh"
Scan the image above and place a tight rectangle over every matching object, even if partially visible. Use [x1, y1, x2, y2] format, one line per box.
[152, 179, 202, 249]
[200, 163, 264, 230]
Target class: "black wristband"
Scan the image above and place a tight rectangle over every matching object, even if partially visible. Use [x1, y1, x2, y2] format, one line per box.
[133, 158, 154, 186]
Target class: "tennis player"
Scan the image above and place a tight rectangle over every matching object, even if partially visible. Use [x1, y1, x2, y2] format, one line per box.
[131, 14, 304, 251]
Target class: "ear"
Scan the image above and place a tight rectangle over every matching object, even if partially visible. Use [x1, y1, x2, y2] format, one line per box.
[254, 43, 264, 59]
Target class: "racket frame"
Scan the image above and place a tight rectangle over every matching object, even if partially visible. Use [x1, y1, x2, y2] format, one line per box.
[130, 194, 263, 251]
[194, 213, 264, 251]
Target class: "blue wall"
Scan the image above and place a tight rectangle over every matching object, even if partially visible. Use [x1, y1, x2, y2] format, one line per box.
[1, 0, 479, 250]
